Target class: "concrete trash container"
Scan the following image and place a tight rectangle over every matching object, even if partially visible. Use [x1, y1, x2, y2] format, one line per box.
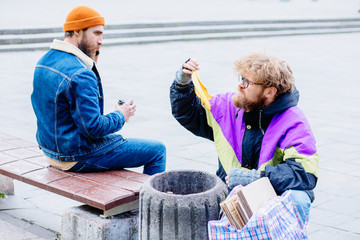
[139, 170, 228, 240]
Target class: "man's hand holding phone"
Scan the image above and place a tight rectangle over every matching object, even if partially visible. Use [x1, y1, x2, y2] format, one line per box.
[116, 99, 136, 122]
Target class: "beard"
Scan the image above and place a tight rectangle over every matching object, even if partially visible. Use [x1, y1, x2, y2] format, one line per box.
[78, 37, 95, 60]
[232, 91, 267, 112]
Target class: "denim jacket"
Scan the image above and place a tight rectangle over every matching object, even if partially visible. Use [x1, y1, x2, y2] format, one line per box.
[31, 40, 125, 162]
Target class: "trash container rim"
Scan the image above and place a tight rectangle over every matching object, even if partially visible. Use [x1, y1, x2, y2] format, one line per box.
[141, 169, 224, 198]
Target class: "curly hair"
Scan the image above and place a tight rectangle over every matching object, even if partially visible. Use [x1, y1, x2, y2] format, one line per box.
[234, 52, 295, 95]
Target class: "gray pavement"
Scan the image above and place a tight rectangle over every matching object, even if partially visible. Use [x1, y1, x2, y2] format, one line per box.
[1, 0, 360, 239]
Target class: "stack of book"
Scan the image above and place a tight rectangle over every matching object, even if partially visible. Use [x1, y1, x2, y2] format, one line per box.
[220, 177, 277, 230]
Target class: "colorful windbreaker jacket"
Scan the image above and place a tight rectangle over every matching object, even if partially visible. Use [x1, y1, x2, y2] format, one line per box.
[170, 71, 319, 201]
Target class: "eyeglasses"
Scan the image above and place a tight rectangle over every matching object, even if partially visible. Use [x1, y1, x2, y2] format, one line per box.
[238, 75, 265, 88]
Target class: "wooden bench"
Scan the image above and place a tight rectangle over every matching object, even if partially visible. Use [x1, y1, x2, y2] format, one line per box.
[0, 131, 149, 218]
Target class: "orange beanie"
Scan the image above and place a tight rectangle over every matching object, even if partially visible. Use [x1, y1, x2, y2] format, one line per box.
[63, 6, 105, 32]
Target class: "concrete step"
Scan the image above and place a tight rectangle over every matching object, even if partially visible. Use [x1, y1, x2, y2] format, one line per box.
[1, 28, 359, 53]
[2, 17, 360, 34]
[0, 18, 359, 52]
[2, 20, 360, 45]
[104, 20, 360, 38]
[103, 28, 360, 45]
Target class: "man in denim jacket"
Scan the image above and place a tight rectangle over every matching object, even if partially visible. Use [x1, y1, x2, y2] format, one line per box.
[31, 6, 166, 174]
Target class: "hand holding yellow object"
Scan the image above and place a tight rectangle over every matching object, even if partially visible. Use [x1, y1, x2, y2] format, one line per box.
[182, 58, 212, 111]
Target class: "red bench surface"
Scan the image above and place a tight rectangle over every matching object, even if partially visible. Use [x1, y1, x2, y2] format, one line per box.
[0, 132, 149, 211]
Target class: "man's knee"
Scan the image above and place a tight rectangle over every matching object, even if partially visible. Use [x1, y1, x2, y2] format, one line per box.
[158, 142, 166, 156]
[291, 190, 311, 223]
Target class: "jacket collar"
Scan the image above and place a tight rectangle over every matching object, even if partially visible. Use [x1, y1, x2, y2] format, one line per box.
[50, 39, 94, 68]
[263, 87, 299, 116]
[243, 88, 300, 131]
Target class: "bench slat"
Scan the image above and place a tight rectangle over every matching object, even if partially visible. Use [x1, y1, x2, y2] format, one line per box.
[0, 132, 150, 214]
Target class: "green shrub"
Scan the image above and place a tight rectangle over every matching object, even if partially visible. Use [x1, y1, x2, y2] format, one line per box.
[0, 191, 6, 199]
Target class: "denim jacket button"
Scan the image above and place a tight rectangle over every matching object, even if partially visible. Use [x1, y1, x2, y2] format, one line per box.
[56, 156, 59, 159]
[60, 157, 65, 161]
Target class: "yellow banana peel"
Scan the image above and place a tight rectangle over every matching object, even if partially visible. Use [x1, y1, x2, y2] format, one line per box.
[191, 70, 212, 111]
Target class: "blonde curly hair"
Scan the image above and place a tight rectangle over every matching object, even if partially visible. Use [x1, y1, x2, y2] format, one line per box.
[234, 53, 295, 95]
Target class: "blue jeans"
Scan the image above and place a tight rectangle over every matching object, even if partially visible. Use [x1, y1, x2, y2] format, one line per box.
[68, 138, 166, 175]
[291, 190, 311, 225]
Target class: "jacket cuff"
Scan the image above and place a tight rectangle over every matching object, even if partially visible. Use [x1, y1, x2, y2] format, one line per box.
[172, 80, 194, 92]
[174, 66, 192, 85]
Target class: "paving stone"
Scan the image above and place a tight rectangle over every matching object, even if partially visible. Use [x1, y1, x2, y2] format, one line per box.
[315, 197, 360, 216]
[0, 140, 19, 152]
[338, 217, 360, 234]
[3, 207, 62, 233]
[309, 208, 334, 226]
[0, 194, 34, 210]
[168, 158, 218, 173]
[0, 218, 48, 240]
[311, 210, 357, 228]
[307, 222, 322, 235]
[0, 212, 57, 239]
[308, 225, 360, 240]
[311, 191, 338, 208]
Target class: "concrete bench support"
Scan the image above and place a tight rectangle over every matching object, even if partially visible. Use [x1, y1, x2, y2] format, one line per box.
[0, 174, 14, 195]
[62, 205, 139, 240]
